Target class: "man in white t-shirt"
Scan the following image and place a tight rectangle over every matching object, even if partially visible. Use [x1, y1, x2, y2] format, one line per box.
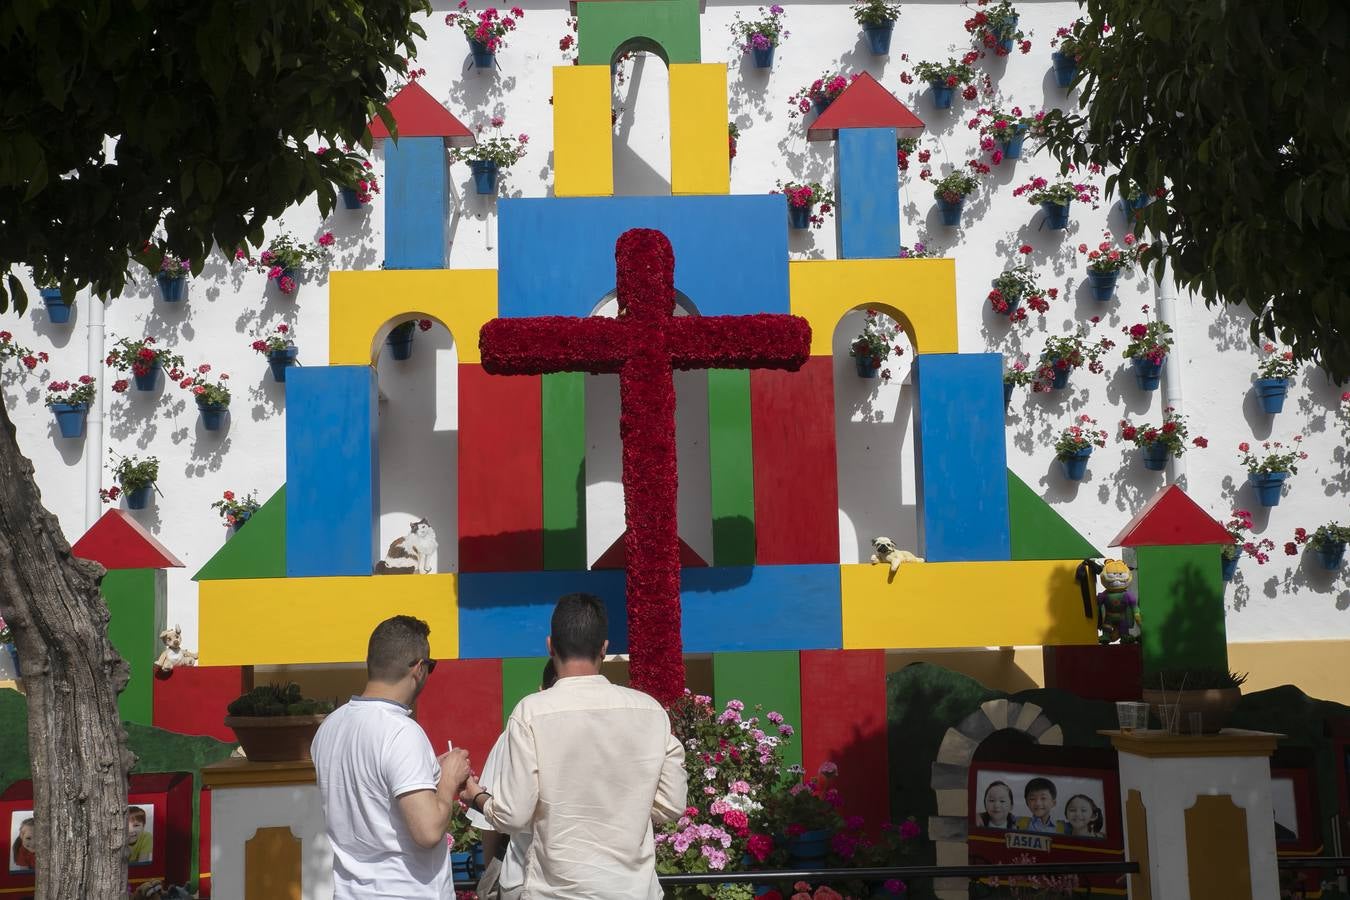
[312, 615, 471, 899]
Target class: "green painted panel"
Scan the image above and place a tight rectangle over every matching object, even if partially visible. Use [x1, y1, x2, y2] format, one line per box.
[103, 569, 166, 725]
[577, 0, 702, 65]
[193, 485, 286, 581]
[1007, 470, 1101, 560]
[708, 369, 756, 567]
[543, 373, 587, 570]
[502, 657, 550, 728]
[1135, 545, 1228, 677]
[712, 651, 802, 770]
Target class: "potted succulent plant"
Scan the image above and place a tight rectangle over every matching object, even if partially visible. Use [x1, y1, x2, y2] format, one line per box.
[448, 118, 530, 195]
[178, 364, 232, 431]
[251, 323, 299, 382]
[445, 1, 523, 69]
[1252, 342, 1298, 414]
[852, 0, 901, 55]
[774, 180, 835, 230]
[1220, 509, 1274, 582]
[1239, 437, 1307, 507]
[911, 58, 976, 110]
[1119, 319, 1173, 391]
[212, 490, 262, 532]
[224, 683, 334, 761]
[1078, 232, 1146, 302]
[1120, 408, 1207, 471]
[101, 455, 160, 510]
[848, 309, 904, 381]
[105, 335, 185, 393]
[1054, 415, 1107, 481]
[928, 169, 980, 226]
[1143, 670, 1246, 734]
[1013, 176, 1100, 230]
[731, 5, 788, 69]
[45, 376, 97, 439]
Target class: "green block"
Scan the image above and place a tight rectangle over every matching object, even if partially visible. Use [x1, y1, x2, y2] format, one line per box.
[1135, 545, 1228, 676]
[103, 568, 166, 725]
[713, 651, 802, 770]
[577, 0, 702, 66]
[708, 370, 755, 567]
[502, 657, 550, 727]
[193, 485, 286, 581]
[1007, 470, 1101, 560]
[543, 373, 587, 570]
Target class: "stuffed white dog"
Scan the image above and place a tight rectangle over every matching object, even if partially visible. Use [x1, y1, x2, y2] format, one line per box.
[870, 536, 924, 574]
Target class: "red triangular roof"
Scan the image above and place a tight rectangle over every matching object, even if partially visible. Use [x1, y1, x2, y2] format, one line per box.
[72, 509, 184, 570]
[368, 81, 474, 147]
[1109, 485, 1232, 547]
[591, 532, 709, 570]
[808, 72, 925, 142]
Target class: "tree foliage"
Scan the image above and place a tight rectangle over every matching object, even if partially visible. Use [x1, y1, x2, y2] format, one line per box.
[1040, 0, 1350, 381]
[0, 0, 429, 309]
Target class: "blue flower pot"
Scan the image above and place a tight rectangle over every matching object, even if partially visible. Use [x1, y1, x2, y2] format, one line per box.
[157, 273, 185, 301]
[340, 188, 362, 210]
[929, 81, 955, 109]
[997, 16, 1020, 53]
[3, 643, 20, 678]
[133, 362, 161, 392]
[1315, 542, 1347, 571]
[472, 842, 485, 873]
[451, 850, 473, 882]
[197, 400, 228, 431]
[998, 124, 1029, 159]
[1221, 547, 1242, 582]
[855, 355, 881, 378]
[936, 196, 964, 226]
[1040, 200, 1071, 229]
[470, 159, 499, 195]
[1059, 446, 1092, 481]
[787, 829, 831, 862]
[1045, 359, 1071, 390]
[387, 323, 416, 361]
[1120, 194, 1152, 214]
[1255, 377, 1289, 414]
[1140, 441, 1169, 471]
[41, 288, 72, 323]
[1003, 381, 1015, 408]
[268, 345, 299, 382]
[812, 94, 832, 116]
[230, 510, 252, 534]
[51, 402, 88, 438]
[1249, 470, 1288, 507]
[751, 46, 775, 68]
[863, 21, 895, 55]
[990, 279, 1023, 316]
[1132, 356, 1164, 391]
[468, 38, 495, 69]
[1087, 269, 1119, 302]
[788, 204, 813, 230]
[1051, 51, 1078, 88]
[125, 484, 155, 510]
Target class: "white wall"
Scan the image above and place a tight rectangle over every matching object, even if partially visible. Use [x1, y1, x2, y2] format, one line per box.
[3, 2, 1345, 655]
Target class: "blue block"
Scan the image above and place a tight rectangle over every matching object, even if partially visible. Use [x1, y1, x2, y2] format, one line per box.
[913, 354, 1011, 562]
[836, 128, 900, 260]
[457, 570, 629, 658]
[384, 136, 448, 269]
[682, 565, 841, 652]
[498, 196, 789, 317]
[285, 367, 379, 577]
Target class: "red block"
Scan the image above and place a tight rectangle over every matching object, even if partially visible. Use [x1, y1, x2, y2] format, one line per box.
[72, 509, 184, 570]
[1109, 484, 1231, 547]
[458, 364, 544, 573]
[800, 649, 889, 827]
[1043, 644, 1142, 702]
[368, 80, 473, 144]
[808, 72, 925, 142]
[153, 665, 247, 743]
[751, 358, 839, 564]
[415, 658, 503, 769]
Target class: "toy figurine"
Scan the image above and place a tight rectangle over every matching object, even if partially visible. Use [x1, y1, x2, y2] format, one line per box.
[153, 625, 198, 671]
[1096, 559, 1141, 644]
[870, 536, 924, 575]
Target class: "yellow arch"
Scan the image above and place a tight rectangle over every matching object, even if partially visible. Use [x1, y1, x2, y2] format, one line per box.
[790, 258, 958, 356]
[329, 269, 498, 365]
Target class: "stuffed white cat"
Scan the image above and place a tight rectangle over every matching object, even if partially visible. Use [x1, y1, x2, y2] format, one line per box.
[376, 518, 438, 575]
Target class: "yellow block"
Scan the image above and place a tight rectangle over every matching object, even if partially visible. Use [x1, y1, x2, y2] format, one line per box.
[198, 574, 458, 665]
[553, 65, 614, 197]
[790, 258, 959, 356]
[840, 561, 1096, 649]
[670, 64, 729, 196]
[328, 269, 497, 365]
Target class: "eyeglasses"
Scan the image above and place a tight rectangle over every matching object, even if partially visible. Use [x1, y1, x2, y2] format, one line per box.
[410, 658, 438, 675]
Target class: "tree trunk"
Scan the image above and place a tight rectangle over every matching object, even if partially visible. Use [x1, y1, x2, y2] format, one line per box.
[0, 400, 132, 899]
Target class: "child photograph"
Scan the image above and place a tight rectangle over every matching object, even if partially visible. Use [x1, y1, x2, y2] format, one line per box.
[9, 812, 35, 872]
[127, 805, 154, 865]
[972, 770, 1108, 839]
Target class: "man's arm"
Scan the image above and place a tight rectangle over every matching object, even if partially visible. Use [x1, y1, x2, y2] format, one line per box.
[461, 716, 538, 834]
[397, 748, 470, 849]
[651, 727, 688, 825]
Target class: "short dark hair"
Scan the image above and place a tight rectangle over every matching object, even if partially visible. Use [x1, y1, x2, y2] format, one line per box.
[541, 658, 558, 690]
[1025, 777, 1057, 800]
[550, 593, 608, 662]
[367, 615, 431, 683]
[128, 807, 147, 825]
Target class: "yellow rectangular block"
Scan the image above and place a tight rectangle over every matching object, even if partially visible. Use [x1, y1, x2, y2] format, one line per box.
[790, 258, 959, 356]
[329, 269, 497, 365]
[840, 561, 1096, 649]
[553, 65, 614, 197]
[199, 574, 458, 665]
[670, 64, 729, 196]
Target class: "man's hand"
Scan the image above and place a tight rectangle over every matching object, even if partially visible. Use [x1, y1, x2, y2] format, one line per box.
[459, 775, 484, 806]
[437, 748, 471, 796]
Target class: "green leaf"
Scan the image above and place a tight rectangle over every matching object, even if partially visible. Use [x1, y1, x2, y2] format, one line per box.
[196, 160, 222, 203]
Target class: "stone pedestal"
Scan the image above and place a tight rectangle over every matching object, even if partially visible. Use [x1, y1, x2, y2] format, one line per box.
[1104, 729, 1281, 900]
[203, 758, 332, 900]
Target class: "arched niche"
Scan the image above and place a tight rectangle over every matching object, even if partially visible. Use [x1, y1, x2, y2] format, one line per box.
[613, 51, 672, 196]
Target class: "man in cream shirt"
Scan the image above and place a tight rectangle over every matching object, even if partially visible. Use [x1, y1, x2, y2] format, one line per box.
[460, 593, 687, 899]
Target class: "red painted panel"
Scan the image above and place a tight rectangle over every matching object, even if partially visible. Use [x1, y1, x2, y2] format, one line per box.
[1043, 644, 1142, 702]
[368, 80, 472, 142]
[800, 649, 890, 828]
[458, 364, 544, 572]
[592, 531, 708, 569]
[1109, 484, 1230, 547]
[416, 658, 503, 770]
[808, 72, 925, 141]
[72, 509, 184, 570]
[750, 358, 839, 564]
[152, 665, 247, 742]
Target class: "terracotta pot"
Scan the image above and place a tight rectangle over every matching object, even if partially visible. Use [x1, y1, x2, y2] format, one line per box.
[224, 714, 327, 761]
[1141, 687, 1240, 734]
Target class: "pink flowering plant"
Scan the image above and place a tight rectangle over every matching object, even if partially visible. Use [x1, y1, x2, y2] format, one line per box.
[1050, 20, 1086, 59]
[446, 803, 480, 852]
[238, 233, 334, 295]
[1079, 232, 1147, 274]
[1238, 436, 1307, 475]
[773, 181, 835, 228]
[852, 0, 901, 26]
[730, 5, 789, 53]
[0, 616, 10, 644]
[0, 331, 48, 372]
[898, 242, 939, 259]
[99, 454, 159, 504]
[1012, 175, 1100, 207]
[787, 73, 860, 118]
[157, 251, 190, 280]
[911, 58, 977, 95]
[445, 2, 524, 54]
[1004, 358, 1036, 388]
[1222, 509, 1273, 563]
[1119, 407, 1207, 458]
[964, 0, 1031, 56]
[1254, 342, 1299, 381]
[105, 335, 185, 385]
[970, 105, 1036, 143]
[1039, 326, 1112, 381]
[449, 118, 530, 168]
[179, 363, 231, 407]
[1120, 320, 1173, 364]
[755, 762, 844, 847]
[989, 264, 1055, 321]
[1053, 415, 1107, 458]
[927, 168, 980, 204]
[850, 309, 906, 382]
[251, 323, 295, 355]
[319, 147, 379, 204]
[45, 375, 96, 407]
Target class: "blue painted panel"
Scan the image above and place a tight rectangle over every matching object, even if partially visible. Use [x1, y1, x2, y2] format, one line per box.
[682, 565, 841, 652]
[836, 127, 900, 260]
[913, 354, 1011, 562]
[458, 570, 628, 659]
[498, 196, 789, 317]
[285, 367, 379, 577]
[384, 136, 448, 269]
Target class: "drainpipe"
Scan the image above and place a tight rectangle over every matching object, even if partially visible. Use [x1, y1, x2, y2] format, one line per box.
[84, 291, 105, 529]
[1154, 252, 1184, 486]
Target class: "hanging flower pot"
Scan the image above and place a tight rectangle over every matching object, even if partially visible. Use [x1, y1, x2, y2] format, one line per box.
[340, 188, 363, 210]
[268, 345, 300, 382]
[1132, 356, 1164, 391]
[998, 124, 1030, 160]
[1003, 380, 1015, 408]
[855, 356, 881, 378]
[1040, 200, 1071, 229]
[1059, 446, 1092, 481]
[1314, 541, 1346, 571]
[929, 81, 955, 109]
[1140, 441, 1170, 471]
[863, 21, 895, 55]
[451, 849, 474, 882]
[932, 196, 963, 227]
[1254, 377, 1289, 414]
[40, 288, 72, 324]
[1087, 269, 1118, 302]
[51, 402, 89, 439]
[156, 273, 186, 302]
[125, 484, 155, 510]
[197, 399, 228, 431]
[811, 94, 833, 117]
[231, 510, 252, 533]
[996, 15, 1020, 53]
[387, 321, 417, 361]
[786, 829, 831, 863]
[751, 45, 775, 68]
[133, 361, 162, 392]
[1051, 51, 1078, 88]
[470, 159, 499, 195]
[468, 38, 496, 68]
[788, 203, 814, 230]
[1248, 470, 1288, 507]
[1044, 357, 1072, 390]
[1119, 194, 1151, 215]
[1221, 547, 1241, 582]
